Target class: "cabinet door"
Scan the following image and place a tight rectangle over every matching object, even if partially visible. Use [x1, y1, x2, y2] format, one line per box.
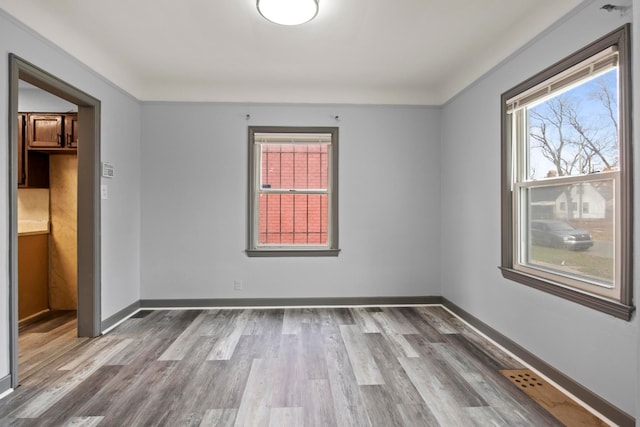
[17, 114, 26, 186]
[28, 114, 64, 148]
[65, 114, 78, 148]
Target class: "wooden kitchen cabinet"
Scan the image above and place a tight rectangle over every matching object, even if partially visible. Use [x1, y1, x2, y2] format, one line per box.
[19, 111, 77, 188]
[25, 152, 50, 188]
[27, 112, 78, 151]
[18, 113, 25, 186]
[28, 114, 64, 149]
[18, 233, 49, 320]
[17, 113, 49, 188]
[65, 114, 78, 148]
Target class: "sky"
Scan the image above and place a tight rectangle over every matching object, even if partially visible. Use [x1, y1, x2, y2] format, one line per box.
[527, 68, 618, 180]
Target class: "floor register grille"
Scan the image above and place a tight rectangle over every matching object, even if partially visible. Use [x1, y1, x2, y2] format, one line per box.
[501, 369, 608, 426]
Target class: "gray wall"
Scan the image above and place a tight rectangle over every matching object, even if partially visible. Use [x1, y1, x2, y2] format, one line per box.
[2, 0, 638, 419]
[18, 83, 77, 112]
[0, 10, 141, 380]
[440, 1, 637, 416]
[140, 103, 441, 300]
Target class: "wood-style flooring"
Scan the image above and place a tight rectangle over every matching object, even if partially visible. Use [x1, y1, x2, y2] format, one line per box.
[18, 310, 88, 383]
[1, 306, 607, 426]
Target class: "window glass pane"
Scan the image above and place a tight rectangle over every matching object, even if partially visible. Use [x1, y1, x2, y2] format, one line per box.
[527, 69, 618, 180]
[261, 143, 329, 190]
[523, 180, 614, 285]
[258, 194, 328, 245]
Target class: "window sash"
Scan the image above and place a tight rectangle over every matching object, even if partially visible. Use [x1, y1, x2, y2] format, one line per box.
[506, 46, 618, 113]
[509, 46, 622, 300]
[500, 25, 632, 319]
[255, 193, 329, 248]
[249, 127, 337, 253]
[508, 48, 622, 299]
[515, 170, 617, 188]
[508, 102, 621, 299]
[253, 192, 331, 249]
[259, 189, 328, 194]
[512, 173, 621, 300]
[257, 141, 330, 192]
[254, 132, 332, 144]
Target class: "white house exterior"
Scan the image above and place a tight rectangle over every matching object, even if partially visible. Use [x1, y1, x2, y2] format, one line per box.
[554, 182, 609, 220]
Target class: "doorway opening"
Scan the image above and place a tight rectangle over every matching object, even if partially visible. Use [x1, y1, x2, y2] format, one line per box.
[9, 55, 101, 388]
[17, 80, 81, 380]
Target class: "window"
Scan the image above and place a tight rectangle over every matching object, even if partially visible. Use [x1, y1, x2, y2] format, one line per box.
[500, 25, 633, 319]
[247, 126, 339, 256]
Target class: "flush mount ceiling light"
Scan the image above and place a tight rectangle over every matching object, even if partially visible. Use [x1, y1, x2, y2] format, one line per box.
[257, 0, 319, 26]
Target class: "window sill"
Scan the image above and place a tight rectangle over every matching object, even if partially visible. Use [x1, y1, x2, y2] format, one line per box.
[499, 267, 634, 320]
[246, 248, 341, 257]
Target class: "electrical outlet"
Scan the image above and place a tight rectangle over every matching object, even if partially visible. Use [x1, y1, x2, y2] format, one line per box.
[101, 185, 108, 200]
[234, 280, 243, 291]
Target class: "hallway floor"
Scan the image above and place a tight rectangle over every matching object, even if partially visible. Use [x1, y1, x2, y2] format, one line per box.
[18, 310, 88, 382]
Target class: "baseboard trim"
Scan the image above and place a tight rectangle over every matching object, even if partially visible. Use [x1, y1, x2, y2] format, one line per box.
[140, 296, 442, 308]
[442, 298, 635, 427]
[0, 374, 12, 398]
[101, 300, 141, 332]
[18, 309, 51, 328]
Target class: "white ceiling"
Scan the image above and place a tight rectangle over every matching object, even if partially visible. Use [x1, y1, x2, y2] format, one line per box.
[1, 0, 583, 105]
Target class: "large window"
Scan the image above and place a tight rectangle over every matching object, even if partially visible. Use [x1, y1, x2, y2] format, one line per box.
[500, 26, 633, 319]
[247, 126, 339, 256]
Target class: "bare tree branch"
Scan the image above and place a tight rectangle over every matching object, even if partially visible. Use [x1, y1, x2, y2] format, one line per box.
[528, 84, 618, 177]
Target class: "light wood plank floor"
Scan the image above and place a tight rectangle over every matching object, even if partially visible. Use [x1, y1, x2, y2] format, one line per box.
[0, 306, 605, 426]
[18, 310, 89, 383]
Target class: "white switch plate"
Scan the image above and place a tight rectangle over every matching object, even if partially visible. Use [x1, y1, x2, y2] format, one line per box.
[234, 280, 243, 291]
[101, 185, 108, 200]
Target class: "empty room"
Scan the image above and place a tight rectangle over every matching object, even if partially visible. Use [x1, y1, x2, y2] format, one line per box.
[0, 0, 638, 425]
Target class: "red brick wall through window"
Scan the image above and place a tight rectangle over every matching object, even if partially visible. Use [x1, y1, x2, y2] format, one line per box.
[259, 143, 329, 245]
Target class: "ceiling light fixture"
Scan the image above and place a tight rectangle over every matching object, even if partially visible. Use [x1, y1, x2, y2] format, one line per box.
[257, 0, 319, 26]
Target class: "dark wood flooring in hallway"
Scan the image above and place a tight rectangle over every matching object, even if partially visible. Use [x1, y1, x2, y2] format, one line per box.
[0, 306, 607, 426]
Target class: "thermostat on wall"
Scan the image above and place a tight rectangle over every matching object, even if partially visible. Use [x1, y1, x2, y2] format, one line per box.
[102, 162, 114, 178]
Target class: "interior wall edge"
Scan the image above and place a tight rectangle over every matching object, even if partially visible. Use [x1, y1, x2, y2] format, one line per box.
[100, 300, 140, 333]
[442, 298, 635, 427]
[0, 375, 11, 397]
